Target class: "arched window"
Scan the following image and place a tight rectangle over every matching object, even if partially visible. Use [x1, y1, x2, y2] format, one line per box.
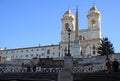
[91, 19, 96, 28]
[65, 23, 69, 31]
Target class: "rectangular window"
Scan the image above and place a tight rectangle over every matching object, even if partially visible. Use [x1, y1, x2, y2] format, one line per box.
[31, 54, 33, 57]
[47, 49, 50, 54]
[93, 51, 96, 54]
[36, 54, 38, 56]
[26, 50, 28, 52]
[21, 50, 23, 52]
[31, 49, 33, 51]
[26, 55, 28, 57]
[36, 49, 39, 51]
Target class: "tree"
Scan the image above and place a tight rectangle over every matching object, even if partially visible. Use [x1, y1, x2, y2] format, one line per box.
[97, 37, 114, 56]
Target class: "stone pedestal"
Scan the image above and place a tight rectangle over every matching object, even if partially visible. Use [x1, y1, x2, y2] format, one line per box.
[58, 72, 73, 81]
[58, 56, 73, 81]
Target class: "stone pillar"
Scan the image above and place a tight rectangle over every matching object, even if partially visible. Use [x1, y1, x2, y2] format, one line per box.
[58, 56, 73, 81]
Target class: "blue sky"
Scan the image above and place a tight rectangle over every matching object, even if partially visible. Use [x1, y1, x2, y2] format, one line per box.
[0, 0, 120, 52]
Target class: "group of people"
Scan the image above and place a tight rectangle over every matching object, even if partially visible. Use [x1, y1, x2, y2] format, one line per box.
[26, 64, 37, 72]
[106, 58, 119, 73]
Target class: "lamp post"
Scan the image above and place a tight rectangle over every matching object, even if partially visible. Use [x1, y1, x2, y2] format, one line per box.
[67, 28, 71, 56]
[89, 46, 91, 57]
[64, 47, 67, 56]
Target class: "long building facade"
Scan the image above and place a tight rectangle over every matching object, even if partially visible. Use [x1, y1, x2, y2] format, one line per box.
[0, 5, 102, 61]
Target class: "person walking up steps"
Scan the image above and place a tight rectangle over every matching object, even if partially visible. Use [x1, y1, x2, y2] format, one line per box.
[106, 60, 111, 73]
[112, 58, 119, 72]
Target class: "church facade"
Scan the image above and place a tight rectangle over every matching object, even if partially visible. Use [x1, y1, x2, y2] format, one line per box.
[0, 5, 102, 60]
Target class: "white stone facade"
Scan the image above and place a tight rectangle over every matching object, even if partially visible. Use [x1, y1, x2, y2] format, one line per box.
[0, 5, 102, 60]
[60, 5, 102, 58]
[0, 45, 60, 60]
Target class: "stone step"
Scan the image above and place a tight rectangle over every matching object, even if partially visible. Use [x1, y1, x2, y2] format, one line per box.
[0, 71, 120, 81]
[74, 71, 120, 81]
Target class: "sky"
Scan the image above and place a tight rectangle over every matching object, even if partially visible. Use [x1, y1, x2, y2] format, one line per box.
[0, 0, 120, 52]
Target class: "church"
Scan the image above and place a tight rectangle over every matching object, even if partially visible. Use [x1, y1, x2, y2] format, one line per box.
[0, 5, 102, 60]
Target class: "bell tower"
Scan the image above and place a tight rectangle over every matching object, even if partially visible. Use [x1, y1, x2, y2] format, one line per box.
[61, 9, 75, 42]
[87, 5, 102, 30]
[60, 9, 75, 57]
[87, 5, 102, 39]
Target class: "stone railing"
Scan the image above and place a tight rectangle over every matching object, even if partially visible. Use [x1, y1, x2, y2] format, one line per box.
[0, 63, 106, 73]
[72, 64, 106, 73]
[0, 66, 27, 73]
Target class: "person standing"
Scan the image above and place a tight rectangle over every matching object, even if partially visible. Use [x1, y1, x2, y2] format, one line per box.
[112, 58, 119, 72]
[32, 64, 36, 72]
[106, 60, 112, 73]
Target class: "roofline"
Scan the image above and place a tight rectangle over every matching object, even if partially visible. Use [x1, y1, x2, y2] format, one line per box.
[1, 44, 59, 51]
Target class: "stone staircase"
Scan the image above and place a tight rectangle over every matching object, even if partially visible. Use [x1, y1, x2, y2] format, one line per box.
[74, 71, 120, 81]
[0, 71, 120, 81]
[0, 72, 58, 81]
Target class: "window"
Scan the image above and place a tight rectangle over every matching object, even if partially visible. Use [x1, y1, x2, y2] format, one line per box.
[65, 23, 69, 31]
[26, 55, 28, 57]
[91, 19, 96, 28]
[11, 51, 14, 53]
[53, 52, 55, 55]
[36, 49, 39, 51]
[92, 45, 96, 54]
[93, 51, 96, 54]
[21, 50, 23, 52]
[47, 49, 50, 54]
[16, 51, 18, 53]
[26, 50, 28, 52]
[53, 47, 55, 49]
[59, 52, 60, 57]
[31, 54, 33, 57]
[36, 54, 38, 56]
[81, 51, 83, 55]
[41, 53, 44, 56]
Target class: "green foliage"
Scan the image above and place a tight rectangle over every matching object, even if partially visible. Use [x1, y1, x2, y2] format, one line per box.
[97, 37, 114, 56]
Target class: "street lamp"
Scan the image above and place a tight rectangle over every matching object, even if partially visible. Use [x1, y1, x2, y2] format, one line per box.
[64, 47, 67, 56]
[89, 46, 91, 57]
[67, 27, 71, 56]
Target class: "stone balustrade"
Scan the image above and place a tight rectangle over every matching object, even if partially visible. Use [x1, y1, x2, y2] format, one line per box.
[72, 64, 106, 73]
[0, 63, 106, 73]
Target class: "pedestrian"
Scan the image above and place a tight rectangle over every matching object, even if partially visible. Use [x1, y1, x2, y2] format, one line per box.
[112, 58, 119, 72]
[32, 64, 36, 72]
[27, 64, 31, 72]
[106, 60, 111, 73]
